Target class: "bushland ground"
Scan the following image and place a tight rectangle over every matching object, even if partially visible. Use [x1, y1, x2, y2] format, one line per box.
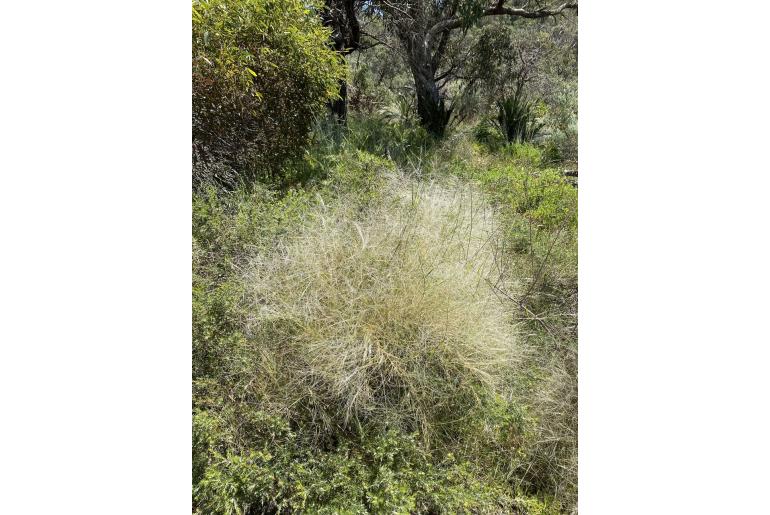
[193, 1, 577, 512]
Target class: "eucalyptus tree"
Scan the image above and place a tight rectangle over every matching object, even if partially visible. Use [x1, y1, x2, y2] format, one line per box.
[378, 0, 577, 136]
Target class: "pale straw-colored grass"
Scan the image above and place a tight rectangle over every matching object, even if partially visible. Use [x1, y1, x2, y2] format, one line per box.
[244, 175, 521, 439]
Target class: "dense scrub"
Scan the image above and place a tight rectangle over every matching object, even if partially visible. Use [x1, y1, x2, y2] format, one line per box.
[192, 0, 576, 512]
[193, 125, 577, 513]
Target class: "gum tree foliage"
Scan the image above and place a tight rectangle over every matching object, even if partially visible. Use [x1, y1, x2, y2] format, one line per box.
[452, 15, 576, 119]
[192, 0, 344, 183]
[374, 0, 577, 136]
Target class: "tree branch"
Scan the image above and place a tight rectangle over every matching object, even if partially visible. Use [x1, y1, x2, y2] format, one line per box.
[428, 1, 577, 39]
[431, 30, 451, 69]
[361, 29, 396, 51]
[431, 0, 458, 69]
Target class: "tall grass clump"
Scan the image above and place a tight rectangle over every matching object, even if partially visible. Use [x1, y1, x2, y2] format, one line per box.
[345, 114, 435, 164]
[242, 176, 521, 441]
[476, 82, 544, 151]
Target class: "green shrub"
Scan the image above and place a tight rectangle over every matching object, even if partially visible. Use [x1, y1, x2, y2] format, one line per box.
[474, 163, 576, 232]
[193, 184, 315, 260]
[322, 150, 392, 202]
[474, 121, 506, 152]
[502, 143, 544, 168]
[293, 146, 394, 199]
[192, 0, 344, 182]
[193, 409, 512, 514]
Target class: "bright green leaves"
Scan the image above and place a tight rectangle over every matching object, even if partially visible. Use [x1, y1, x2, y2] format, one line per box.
[192, 0, 345, 181]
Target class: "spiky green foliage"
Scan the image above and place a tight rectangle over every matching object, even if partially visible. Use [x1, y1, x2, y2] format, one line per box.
[378, 93, 418, 127]
[342, 114, 434, 164]
[491, 83, 545, 145]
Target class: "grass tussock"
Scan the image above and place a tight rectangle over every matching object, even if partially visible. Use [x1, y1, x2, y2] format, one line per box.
[243, 176, 522, 440]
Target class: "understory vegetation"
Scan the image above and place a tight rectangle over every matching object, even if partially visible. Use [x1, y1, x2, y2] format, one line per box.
[193, 0, 577, 512]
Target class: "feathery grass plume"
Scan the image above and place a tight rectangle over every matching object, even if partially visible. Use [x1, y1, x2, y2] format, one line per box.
[243, 175, 521, 441]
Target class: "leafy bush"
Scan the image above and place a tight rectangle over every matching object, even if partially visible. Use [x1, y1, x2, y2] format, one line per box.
[474, 122, 507, 152]
[192, 0, 344, 182]
[475, 163, 576, 231]
[320, 149, 392, 201]
[193, 409, 513, 514]
[502, 143, 545, 168]
[293, 142, 395, 198]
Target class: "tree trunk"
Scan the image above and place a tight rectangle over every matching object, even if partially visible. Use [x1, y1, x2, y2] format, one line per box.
[321, 0, 360, 126]
[412, 68, 450, 136]
[405, 35, 451, 137]
[330, 77, 348, 124]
